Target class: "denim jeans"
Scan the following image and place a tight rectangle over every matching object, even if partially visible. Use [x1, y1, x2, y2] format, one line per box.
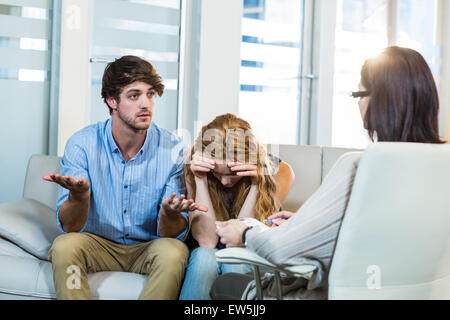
[179, 246, 252, 300]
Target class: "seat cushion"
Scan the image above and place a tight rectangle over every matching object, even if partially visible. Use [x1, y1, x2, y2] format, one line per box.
[0, 237, 37, 259]
[0, 198, 62, 260]
[0, 254, 148, 299]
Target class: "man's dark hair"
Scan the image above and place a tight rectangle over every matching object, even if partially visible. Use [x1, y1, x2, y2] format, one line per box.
[101, 55, 164, 114]
[361, 46, 444, 144]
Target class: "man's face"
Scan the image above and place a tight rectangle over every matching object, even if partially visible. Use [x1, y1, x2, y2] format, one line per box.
[108, 81, 156, 132]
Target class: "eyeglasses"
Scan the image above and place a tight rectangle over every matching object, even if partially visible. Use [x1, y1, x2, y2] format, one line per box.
[349, 90, 370, 98]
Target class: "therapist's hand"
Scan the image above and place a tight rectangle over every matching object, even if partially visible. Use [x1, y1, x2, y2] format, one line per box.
[215, 219, 249, 248]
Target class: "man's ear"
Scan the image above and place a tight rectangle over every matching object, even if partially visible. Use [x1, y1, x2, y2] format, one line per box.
[106, 97, 117, 111]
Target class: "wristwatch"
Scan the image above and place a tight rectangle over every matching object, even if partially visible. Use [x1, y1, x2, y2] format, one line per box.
[242, 226, 253, 246]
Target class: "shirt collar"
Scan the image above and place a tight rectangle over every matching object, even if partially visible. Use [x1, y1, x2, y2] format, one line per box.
[106, 118, 155, 157]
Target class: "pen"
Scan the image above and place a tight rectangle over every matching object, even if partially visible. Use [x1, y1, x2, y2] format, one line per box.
[264, 217, 288, 224]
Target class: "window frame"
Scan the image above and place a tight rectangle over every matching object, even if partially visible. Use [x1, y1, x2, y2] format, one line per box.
[311, 0, 450, 147]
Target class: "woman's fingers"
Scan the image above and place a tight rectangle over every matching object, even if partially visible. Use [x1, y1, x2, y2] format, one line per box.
[229, 163, 257, 171]
[192, 153, 216, 166]
[270, 219, 286, 228]
[235, 170, 258, 177]
[190, 157, 215, 177]
[267, 211, 295, 220]
[229, 163, 258, 177]
[190, 165, 213, 173]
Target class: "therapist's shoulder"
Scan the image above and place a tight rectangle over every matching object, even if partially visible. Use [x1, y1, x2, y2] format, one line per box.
[330, 151, 363, 175]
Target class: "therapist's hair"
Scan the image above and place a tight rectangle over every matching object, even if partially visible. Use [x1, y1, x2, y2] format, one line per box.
[185, 113, 278, 222]
[101, 55, 164, 115]
[360, 46, 445, 143]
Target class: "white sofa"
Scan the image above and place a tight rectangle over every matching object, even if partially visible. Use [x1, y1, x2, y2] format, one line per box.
[0, 145, 357, 299]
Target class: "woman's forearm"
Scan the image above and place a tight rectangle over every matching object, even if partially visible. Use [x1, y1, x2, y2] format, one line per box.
[191, 176, 219, 247]
[237, 184, 258, 219]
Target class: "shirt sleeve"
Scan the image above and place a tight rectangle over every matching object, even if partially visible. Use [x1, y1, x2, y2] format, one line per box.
[245, 152, 362, 289]
[156, 141, 189, 240]
[55, 135, 91, 233]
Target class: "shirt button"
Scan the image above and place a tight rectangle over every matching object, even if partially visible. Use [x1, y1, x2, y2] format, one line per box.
[124, 209, 127, 213]
[124, 185, 128, 189]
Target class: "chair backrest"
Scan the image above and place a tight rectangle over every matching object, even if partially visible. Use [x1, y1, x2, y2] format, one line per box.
[23, 154, 61, 211]
[328, 142, 450, 299]
[271, 144, 360, 212]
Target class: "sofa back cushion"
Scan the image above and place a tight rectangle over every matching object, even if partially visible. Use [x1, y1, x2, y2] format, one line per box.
[322, 146, 362, 181]
[271, 145, 322, 212]
[272, 145, 361, 212]
[23, 154, 61, 211]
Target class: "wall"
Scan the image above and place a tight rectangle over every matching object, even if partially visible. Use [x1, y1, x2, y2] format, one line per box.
[196, 0, 242, 132]
[57, 0, 92, 156]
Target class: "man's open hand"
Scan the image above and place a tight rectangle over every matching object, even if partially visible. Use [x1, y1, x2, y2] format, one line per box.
[161, 192, 208, 215]
[43, 173, 90, 196]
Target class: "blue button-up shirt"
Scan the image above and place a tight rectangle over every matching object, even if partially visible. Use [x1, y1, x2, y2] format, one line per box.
[55, 118, 188, 244]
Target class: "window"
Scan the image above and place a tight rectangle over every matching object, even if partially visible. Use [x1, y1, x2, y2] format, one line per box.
[238, 0, 305, 145]
[396, 0, 441, 83]
[89, 0, 182, 131]
[0, 0, 53, 202]
[331, 0, 442, 148]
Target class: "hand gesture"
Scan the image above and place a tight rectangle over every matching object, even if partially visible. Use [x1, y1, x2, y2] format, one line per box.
[266, 211, 295, 228]
[228, 162, 259, 185]
[161, 192, 208, 215]
[43, 173, 90, 197]
[190, 152, 215, 178]
[215, 219, 248, 247]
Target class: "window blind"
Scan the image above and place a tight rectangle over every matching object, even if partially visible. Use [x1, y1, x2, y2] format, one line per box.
[89, 0, 181, 131]
[239, 0, 304, 145]
[0, 0, 52, 202]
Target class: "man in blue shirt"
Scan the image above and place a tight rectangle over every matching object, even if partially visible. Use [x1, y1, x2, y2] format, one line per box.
[43, 55, 207, 299]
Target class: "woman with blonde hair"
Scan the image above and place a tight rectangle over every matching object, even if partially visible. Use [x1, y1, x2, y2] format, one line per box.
[179, 113, 294, 300]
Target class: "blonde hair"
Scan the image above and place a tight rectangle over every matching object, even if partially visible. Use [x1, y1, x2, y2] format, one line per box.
[185, 113, 278, 222]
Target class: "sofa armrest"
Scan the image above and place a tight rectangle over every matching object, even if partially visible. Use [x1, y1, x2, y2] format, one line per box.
[0, 198, 62, 260]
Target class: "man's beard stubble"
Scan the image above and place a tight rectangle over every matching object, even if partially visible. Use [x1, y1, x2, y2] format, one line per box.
[116, 106, 152, 132]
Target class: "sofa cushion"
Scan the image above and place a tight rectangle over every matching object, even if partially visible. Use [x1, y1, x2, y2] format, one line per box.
[0, 198, 62, 260]
[0, 237, 37, 259]
[23, 154, 61, 211]
[0, 255, 148, 299]
[273, 144, 322, 212]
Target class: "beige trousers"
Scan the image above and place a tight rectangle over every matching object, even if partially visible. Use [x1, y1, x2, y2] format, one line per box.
[48, 232, 189, 300]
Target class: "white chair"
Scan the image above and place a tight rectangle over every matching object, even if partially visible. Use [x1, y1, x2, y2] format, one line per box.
[216, 142, 450, 300]
[215, 248, 316, 300]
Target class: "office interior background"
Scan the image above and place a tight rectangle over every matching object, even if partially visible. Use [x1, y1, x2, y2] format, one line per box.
[0, 0, 449, 204]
